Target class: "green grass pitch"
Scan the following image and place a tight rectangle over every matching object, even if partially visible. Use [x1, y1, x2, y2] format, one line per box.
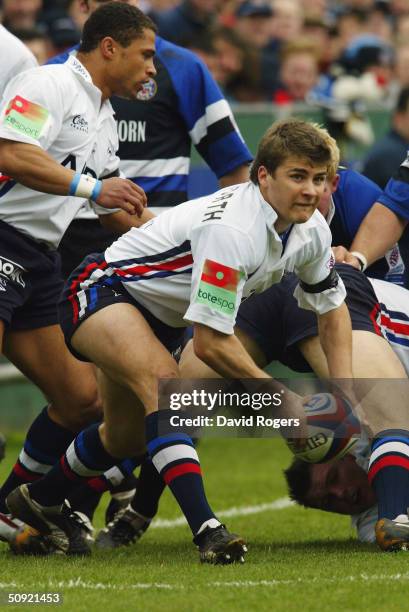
[0, 434, 408, 611]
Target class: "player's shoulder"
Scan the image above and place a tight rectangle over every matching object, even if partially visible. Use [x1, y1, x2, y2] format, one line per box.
[338, 166, 381, 192]
[46, 45, 79, 65]
[156, 35, 216, 80]
[192, 182, 265, 238]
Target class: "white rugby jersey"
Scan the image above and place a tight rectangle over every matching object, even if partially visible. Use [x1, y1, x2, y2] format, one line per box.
[0, 55, 119, 248]
[0, 25, 37, 100]
[104, 181, 346, 333]
[369, 277, 409, 375]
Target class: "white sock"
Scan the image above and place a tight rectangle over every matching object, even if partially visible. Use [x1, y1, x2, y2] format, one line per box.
[196, 518, 221, 535]
[393, 514, 409, 523]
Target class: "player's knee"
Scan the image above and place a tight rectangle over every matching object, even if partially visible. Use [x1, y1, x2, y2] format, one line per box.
[52, 390, 102, 431]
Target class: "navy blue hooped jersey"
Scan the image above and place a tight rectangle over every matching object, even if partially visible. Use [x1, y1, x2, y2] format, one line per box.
[47, 37, 252, 210]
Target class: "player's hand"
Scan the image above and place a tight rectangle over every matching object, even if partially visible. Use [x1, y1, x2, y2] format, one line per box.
[332, 245, 361, 270]
[96, 177, 147, 216]
[278, 389, 308, 450]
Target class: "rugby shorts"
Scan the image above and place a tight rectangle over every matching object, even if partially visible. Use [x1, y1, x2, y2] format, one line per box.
[58, 252, 185, 362]
[236, 263, 382, 373]
[58, 218, 120, 280]
[0, 220, 63, 330]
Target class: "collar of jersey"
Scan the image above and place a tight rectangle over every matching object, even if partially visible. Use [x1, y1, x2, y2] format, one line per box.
[66, 54, 110, 109]
[255, 184, 279, 234]
[255, 183, 316, 256]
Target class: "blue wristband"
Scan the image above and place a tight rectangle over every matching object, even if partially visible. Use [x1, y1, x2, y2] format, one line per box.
[68, 172, 81, 196]
[91, 179, 103, 201]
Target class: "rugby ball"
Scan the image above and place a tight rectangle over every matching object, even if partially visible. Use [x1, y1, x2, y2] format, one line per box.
[287, 392, 360, 463]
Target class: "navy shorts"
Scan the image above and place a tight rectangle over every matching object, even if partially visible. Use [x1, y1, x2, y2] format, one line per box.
[0, 221, 63, 331]
[57, 218, 120, 280]
[236, 264, 381, 372]
[58, 253, 185, 362]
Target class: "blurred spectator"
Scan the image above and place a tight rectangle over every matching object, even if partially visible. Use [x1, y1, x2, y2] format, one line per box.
[366, 1, 393, 42]
[153, 0, 221, 46]
[12, 26, 51, 63]
[395, 13, 409, 39]
[212, 25, 263, 101]
[235, 0, 274, 49]
[1, 0, 45, 32]
[271, 38, 322, 104]
[334, 8, 369, 56]
[234, 0, 279, 99]
[270, 0, 304, 43]
[303, 17, 333, 72]
[46, 14, 80, 54]
[361, 87, 409, 188]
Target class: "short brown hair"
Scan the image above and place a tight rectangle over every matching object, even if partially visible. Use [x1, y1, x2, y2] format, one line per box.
[250, 119, 332, 184]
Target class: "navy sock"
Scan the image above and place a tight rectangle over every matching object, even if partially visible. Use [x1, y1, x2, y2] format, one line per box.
[131, 457, 166, 519]
[0, 407, 74, 513]
[145, 411, 216, 534]
[29, 424, 117, 507]
[368, 429, 409, 519]
[86, 457, 144, 493]
[68, 457, 143, 519]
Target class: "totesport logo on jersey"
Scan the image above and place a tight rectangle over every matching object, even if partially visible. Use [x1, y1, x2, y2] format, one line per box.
[3, 96, 49, 140]
[196, 259, 242, 316]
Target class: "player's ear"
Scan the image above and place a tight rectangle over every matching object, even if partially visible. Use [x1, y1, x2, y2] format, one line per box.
[100, 36, 117, 59]
[331, 174, 340, 193]
[257, 165, 269, 186]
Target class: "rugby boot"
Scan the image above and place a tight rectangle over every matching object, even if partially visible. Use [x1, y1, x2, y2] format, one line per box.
[193, 524, 247, 564]
[96, 506, 150, 549]
[6, 485, 91, 555]
[376, 512, 409, 551]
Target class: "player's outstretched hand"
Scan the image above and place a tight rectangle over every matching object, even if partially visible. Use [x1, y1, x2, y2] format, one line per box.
[97, 177, 147, 216]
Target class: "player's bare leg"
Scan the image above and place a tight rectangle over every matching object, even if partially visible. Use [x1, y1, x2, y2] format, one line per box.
[0, 322, 102, 531]
[7, 304, 246, 563]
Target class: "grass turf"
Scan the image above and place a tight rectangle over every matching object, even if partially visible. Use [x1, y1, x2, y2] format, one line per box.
[0, 434, 406, 611]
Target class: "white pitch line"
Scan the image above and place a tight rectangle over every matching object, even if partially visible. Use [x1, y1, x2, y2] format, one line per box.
[151, 497, 294, 529]
[3, 573, 409, 592]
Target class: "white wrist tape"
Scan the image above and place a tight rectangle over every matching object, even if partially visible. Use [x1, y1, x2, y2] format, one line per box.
[350, 251, 368, 272]
[69, 173, 102, 201]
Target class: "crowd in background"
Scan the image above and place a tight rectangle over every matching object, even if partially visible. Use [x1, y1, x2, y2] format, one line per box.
[2, 0, 409, 179]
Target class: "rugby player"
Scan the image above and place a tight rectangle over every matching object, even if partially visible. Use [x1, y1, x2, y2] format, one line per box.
[284, 274, 409, 549]
[51, 0, 252, 277]
[0, 3, 156, 539]
[6, 119, 354, 563]
[46, 0, 252, 524]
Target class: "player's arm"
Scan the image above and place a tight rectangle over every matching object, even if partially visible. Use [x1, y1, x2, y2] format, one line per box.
[346, 203, 407, 270]
[193, 323, 270, 379]
[219, 164, 250, 188]
[0, 139, 147, 216]
[99, 208, 155, 233]
[316, 302, 353, 379]
[295, 224, 353, 380]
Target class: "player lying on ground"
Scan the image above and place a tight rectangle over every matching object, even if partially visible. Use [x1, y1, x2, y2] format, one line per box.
[5, 119, 353, 563]
[0, 2, 155, 539]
